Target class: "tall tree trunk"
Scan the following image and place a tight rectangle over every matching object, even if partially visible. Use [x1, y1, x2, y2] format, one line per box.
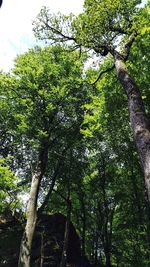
[78, 187, 86, 256]
[115, 57, 150, 252]
[115, 57, 150, 205]
[18, 143, 48, 267]
[94, 229, 98, 266]
[103, 219, 112, 267]
[60, 197, 71, 267]
[81, 216, 86, 256]
[40, 232, 44, 267]
[105, 254, 112, 267]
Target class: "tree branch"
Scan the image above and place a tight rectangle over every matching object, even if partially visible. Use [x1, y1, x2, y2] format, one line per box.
[43, 20, 77, 43]
[91, 64, 115, 85]
[124, 32, 137, 61]
[37, 160, 63, 214]
[53, 188, 69, 202]
[110, 27, 127, 35]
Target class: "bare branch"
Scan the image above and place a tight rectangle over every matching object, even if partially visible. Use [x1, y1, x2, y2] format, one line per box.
[91, 64, 115, 85]
[43, 20, 77, 43]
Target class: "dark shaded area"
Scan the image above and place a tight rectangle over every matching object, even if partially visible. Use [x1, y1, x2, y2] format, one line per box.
[0, 0, 2, 8]
[0, 214, 23, 267]
[0, 212, 92, 267]
[31, 213, 81, 267]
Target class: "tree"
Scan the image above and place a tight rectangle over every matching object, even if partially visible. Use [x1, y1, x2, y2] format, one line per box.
[0, 45, 87, 267]
[0, 3, 149, 264]
[33, 0, 150, 211]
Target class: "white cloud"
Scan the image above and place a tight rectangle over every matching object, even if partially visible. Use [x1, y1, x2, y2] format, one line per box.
[0, 0, 84, 72]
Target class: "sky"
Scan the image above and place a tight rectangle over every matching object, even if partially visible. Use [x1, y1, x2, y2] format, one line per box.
[0, 0, 147, 72]
[0, 0, 84, 72]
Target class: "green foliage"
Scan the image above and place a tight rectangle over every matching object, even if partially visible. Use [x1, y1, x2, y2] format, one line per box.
[0, 2, 150, 263]
[0, 44, 88, 204]
[33, 7, 76, 45]
[13, 46, 84, 139]
[0, 158, 19, 212]
[73, 0, 140, 46]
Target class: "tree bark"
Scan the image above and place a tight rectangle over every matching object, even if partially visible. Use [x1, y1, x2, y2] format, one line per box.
[78, 186, 86, 256]
[18, 143, 48, 267]
[60, 197, 71, 267]
[115, 57, 150, 205]
[100, 159, 113, 267]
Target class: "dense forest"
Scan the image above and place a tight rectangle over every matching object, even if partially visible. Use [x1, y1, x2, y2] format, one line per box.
[0, 0, 150, 267]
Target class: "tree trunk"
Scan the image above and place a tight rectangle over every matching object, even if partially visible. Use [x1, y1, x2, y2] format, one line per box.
[105, 254, 112, 267]
[94, 229, 98, 266]
[103, 221, 112, 267]
[115, 58, 150, 205]
[40, 232, 44, 267]
[60, 197, 71, 267]
[100, 157, 113, 267]
[18, 173, 40, 267]
[78, 187, 86, 256]
[18, 144, 48, 267]
[81, 216, 86, 256]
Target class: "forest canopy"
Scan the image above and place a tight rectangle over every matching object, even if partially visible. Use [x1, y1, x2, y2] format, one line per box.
[0, 1, 150, 267]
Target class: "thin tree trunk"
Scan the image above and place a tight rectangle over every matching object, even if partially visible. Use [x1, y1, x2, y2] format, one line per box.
[94, 229, 98, 266]
[100, 157, 113, 267]
[105, 257, 112, 267]
[81, 214, 86, 256]
[18, 144, 48, 267]
[105, 209, 114, 267]
[78, 187, 86, 256]
[60, 197, 71, 267]
[103, 221, 112, 267]
[115, 58, 150, 205]
[40, 232, 44, 267]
